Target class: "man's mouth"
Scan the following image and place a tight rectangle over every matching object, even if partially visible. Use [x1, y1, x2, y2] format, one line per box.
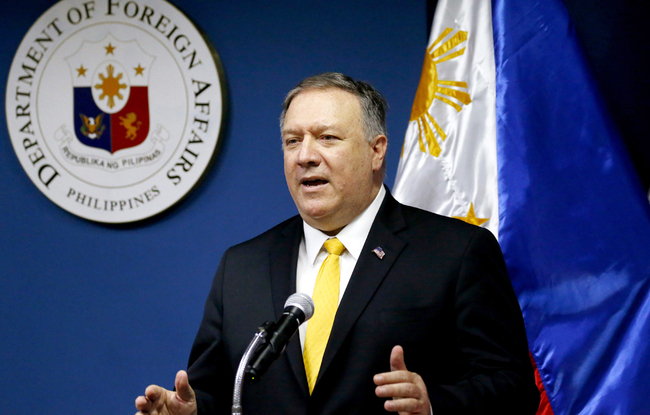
[301, 178, 328, 187]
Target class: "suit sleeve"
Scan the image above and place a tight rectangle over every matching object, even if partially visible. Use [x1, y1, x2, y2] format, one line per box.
[427, 226, 540, 414]
[186, 250, 233, 415]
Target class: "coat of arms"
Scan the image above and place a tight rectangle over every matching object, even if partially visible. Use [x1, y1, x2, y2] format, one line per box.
[66, 34, 154, 154]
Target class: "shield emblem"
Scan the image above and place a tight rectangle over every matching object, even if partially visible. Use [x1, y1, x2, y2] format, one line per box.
[66, 34, 155, 154]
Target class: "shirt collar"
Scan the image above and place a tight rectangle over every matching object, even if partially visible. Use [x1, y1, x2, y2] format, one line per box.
[303, 186, 386, 265]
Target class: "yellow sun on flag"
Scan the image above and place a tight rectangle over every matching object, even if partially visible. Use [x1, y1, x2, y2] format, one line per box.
[409, 28, 472, 157]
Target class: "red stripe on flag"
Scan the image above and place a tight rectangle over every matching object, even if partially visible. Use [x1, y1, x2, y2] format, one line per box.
[530, 352, 554, 415]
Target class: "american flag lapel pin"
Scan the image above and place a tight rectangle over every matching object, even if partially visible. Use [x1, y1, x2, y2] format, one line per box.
[372, 246, 385, 259]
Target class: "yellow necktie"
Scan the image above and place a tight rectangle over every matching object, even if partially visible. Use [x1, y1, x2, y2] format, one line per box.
[303, 237, 345, 394]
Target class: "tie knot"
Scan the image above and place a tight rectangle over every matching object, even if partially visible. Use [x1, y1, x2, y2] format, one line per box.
[324, 238, 345, 256]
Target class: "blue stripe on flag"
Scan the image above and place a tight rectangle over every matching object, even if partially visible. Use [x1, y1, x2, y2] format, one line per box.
[492, 0, 650, 413]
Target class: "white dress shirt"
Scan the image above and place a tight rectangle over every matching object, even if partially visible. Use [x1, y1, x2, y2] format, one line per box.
[296, 186, 386, 350]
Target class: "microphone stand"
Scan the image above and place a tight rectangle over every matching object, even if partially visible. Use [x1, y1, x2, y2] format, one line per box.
[231, 322, 274, 415]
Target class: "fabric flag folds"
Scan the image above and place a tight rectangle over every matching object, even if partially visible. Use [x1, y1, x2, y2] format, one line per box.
[393, 0, 650, 414]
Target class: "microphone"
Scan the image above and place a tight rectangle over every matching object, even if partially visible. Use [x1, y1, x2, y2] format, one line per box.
[245, 293, 315, 383]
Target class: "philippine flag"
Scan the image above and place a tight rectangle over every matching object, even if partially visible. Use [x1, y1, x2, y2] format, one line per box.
[393, 0, 650, 414]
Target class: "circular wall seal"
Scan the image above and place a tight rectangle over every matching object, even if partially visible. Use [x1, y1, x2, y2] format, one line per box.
[5, 0, 225, 223]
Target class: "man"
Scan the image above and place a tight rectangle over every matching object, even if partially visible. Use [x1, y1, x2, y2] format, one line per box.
[136, 73, 539, 414]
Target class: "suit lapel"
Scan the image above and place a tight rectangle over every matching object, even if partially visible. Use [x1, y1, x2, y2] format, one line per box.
[316, 192, 408, 387]
[269, 216, 310, 396]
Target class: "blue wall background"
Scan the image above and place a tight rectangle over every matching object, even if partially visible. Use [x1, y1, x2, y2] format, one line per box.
[0, 1, 425, 414]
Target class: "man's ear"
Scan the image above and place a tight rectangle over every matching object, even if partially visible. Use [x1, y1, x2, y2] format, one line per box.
[371, 134, 388, 172]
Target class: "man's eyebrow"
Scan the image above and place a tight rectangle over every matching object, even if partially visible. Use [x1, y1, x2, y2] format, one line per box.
[282, 124, 336, 137]
[282, 127, 303, 137]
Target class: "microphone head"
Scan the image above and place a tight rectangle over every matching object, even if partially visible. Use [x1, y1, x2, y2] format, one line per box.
[284, 293, 315, 321]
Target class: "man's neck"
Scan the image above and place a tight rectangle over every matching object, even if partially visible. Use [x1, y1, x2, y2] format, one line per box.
[303, 185, 386, 245]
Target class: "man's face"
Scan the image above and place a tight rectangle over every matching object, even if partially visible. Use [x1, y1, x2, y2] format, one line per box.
[282, 88, 386, 234]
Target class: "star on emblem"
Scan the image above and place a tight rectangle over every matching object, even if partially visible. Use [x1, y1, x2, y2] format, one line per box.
[105, 43, 116, 55]
[452, 203, 489, 226]
[76, 65, 87, 77]
[134, 64, 145, 76]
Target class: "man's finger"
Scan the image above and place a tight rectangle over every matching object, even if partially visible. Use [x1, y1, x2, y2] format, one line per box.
[385, 397, 422, 413]
[174, 370, 196, 403]
[134, 395, 151, 412]
[375, 382, 422, 399]
[374, 370, 417, 385]
[390, 345, 407, 372]
[144, 384, 166, 403]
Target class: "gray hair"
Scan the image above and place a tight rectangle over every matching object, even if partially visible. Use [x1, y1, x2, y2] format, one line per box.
[279, 72, 388, 142]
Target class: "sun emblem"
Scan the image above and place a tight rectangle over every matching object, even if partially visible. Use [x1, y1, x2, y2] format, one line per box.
[94, 64, 126, 109]
[410, 28, 472, 157]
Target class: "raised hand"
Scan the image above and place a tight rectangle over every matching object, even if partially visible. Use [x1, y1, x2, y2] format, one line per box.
[374, 345, 431, 415]
[135, 370, 197, 415]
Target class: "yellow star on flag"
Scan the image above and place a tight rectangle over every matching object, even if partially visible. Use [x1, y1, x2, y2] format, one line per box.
[76, 65, 87, 77]
[453, 203, 489, 226]
[105, 43, 116, 55]
[134, 64, 145, 76]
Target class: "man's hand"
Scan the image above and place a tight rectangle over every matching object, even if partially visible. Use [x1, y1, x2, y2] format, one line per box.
[374, 345, 431, 415]
[135, 370, 197, 415]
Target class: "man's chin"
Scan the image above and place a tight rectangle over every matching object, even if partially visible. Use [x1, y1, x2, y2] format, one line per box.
[298, 206, 336, 227]
[299, 207, 331, 223]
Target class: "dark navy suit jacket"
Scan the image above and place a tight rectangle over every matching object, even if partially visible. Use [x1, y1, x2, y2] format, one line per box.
[187, 190, 539, 414]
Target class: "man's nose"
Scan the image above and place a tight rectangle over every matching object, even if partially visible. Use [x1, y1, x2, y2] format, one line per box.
[296, 136, 321, 166]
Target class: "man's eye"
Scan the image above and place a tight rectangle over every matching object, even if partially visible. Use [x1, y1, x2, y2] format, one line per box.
[321, 135, 336, 141]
